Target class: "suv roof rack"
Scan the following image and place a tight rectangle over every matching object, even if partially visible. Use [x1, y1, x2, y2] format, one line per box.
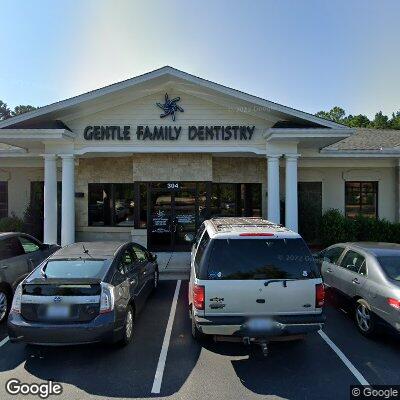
[208, 217, 288, 233]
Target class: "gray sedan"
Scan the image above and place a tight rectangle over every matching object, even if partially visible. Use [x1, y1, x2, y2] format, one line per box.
[317, 242, 400, 337]
[0, 233, 59, 323]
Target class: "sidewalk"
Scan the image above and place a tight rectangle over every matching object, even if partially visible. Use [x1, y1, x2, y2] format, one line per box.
[156, 252, 190, 280]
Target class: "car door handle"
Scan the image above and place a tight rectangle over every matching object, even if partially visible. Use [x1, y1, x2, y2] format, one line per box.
[0, 266, 7, 270]
[352, 278, 360, 284]
[326, 268, 332, 273]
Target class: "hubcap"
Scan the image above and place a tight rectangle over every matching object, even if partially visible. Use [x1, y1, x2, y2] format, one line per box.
[356, 304, 371, 332]
[126, 311, 133, 339]
[0, 292, 8, 321]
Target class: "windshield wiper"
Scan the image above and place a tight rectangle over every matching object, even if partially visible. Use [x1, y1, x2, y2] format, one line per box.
[264, 279, 297, 288]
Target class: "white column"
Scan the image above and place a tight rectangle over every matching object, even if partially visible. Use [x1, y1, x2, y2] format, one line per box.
[267, 154, 281, 224]
[43, 154, 58, 244]
[285, 154, 300, 232]
[61, 154, 75, 246]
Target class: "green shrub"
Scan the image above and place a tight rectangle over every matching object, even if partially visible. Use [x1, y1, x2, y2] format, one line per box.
[0, 214, 24, 233]
[318, 209, 400, 246]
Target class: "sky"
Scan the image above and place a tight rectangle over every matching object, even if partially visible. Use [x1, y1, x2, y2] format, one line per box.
[1, 0, 399, 118]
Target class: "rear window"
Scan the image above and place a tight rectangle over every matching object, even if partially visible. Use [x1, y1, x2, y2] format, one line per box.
[42, 259, 107, 279]
[377, 256, 400, 281]
[207, 238, 318, 280]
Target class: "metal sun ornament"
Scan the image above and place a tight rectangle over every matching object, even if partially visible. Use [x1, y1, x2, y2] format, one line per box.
[156, 93, 184, 121]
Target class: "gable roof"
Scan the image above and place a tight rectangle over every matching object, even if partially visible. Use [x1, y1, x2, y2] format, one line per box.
[323, 128, 400, 151]
[0, 66, 347, 130]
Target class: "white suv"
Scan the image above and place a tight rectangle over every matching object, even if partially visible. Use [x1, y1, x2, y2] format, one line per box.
[188, 217, 325, 354]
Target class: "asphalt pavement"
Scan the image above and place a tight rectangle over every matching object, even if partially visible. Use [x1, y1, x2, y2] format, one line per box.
[0, 280, 398, 400]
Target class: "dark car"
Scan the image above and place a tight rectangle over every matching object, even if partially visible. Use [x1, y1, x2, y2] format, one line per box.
[0, 232, 59, 323]
[7, 241, 159, 346]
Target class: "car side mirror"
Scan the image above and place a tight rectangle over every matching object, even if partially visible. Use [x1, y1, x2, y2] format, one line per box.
[40, 243, 50, 250]
[150, 253, 157, 262]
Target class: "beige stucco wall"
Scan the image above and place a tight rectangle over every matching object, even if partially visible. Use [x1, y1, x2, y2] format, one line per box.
[1, 167, 44, 218]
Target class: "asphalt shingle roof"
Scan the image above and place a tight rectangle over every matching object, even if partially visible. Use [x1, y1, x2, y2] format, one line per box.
[323, 128, 400, 151]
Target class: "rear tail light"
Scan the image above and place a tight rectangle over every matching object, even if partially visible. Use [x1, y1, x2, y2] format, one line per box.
[99, 282, 115, 314]
[315, 283, 325, 308]
[387, 298, 400, 310]
[193, 284, 205, 310]
[11, 284, 23, 314]
[239, 233, 274, 237]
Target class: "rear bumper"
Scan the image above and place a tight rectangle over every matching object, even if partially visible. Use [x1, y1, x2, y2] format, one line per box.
[194, 313, 325, 337]
[7, 312, 118, 345]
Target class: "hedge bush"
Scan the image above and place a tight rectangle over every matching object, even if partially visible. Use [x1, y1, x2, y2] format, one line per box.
[0, 214, 24, 233]
[319, 209, 400, 247]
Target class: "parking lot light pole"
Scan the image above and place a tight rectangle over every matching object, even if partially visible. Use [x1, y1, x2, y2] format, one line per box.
[60, 154, 75, 246]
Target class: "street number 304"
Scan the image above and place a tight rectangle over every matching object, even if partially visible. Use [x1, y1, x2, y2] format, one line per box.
[167, 183, 179, 189]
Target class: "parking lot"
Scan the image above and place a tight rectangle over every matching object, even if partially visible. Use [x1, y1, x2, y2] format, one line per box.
[0, 279, 399, 400]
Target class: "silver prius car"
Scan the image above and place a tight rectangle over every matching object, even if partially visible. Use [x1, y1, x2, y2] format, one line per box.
[8, 241, 159, 346]
[318, 242, 400, 337]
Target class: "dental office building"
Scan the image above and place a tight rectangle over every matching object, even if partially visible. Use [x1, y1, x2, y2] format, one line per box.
[0, 67, 398, 251]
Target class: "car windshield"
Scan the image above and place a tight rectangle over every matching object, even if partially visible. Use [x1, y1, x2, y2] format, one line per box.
[377, 256, 400, 281]
[42, 259, 107, 279]
[207, 238, 319, 280]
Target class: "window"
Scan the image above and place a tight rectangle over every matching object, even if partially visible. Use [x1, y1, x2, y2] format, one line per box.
[0, 182, 8, 218]
[114, 184, 135, 226]
[132, 244, 147, 262]
[377, 256, 400, 281]
[88, 183, 135, 227]
[345, 181, 378, 218]
[118, 248, 135, 274]
[194, 231, 210, 268]
[43, 259, 107, 278]
[323, 246, 345, 265]
[211, 183, 237, 217]
[19, 236, 40, 253]
[207, 238, 318, 280]
[340, 250, 366, 273]
[298, 182, 322, 242]
[138, 183, 148, 228]
[0, 237, 25, 260]
[240, 183, 262, 217]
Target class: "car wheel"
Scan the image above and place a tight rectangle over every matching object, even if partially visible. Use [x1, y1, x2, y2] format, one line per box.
[0, 288, 11, 323]
[118, 305, 135, 346]
[191, 307, 206, 342]
[355, 299, 376, 337]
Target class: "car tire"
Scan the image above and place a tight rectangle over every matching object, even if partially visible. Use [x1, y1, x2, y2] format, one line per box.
[118, 305, 135, 346]
[191, 307, 207, 342]
[0, 286, 11, 323]
[355, 299, 376, 337]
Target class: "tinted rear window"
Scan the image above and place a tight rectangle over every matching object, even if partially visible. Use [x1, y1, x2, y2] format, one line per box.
[207, 238, 318, 280]
[42, 259, 107, 279]
[377, 256, 400, 281]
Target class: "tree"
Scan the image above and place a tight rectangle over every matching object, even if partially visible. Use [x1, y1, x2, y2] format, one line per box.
[12, 105, 37, 116]
[371, 111, 390, 129]
[389, 111, 400, 130]
[0, 101, 11, 120]
[316, 106, 346, 123]
[343, 114, 371, 128]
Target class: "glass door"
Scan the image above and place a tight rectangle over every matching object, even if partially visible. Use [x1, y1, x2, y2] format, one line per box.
[174, 189, 196, 251]
[148, 189, 173, 251]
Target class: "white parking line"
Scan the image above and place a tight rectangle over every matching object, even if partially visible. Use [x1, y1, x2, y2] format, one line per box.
[0, 336, 9, 348]
[151, 280, 181, 394]
[318, 330, 369, 385]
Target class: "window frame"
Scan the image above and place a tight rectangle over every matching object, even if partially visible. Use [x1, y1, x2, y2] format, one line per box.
[345, 181, 378, 219]
[339, 249, 366, 275]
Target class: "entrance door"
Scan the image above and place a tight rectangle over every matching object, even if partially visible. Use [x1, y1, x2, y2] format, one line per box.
[148, 183, 197, 252]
